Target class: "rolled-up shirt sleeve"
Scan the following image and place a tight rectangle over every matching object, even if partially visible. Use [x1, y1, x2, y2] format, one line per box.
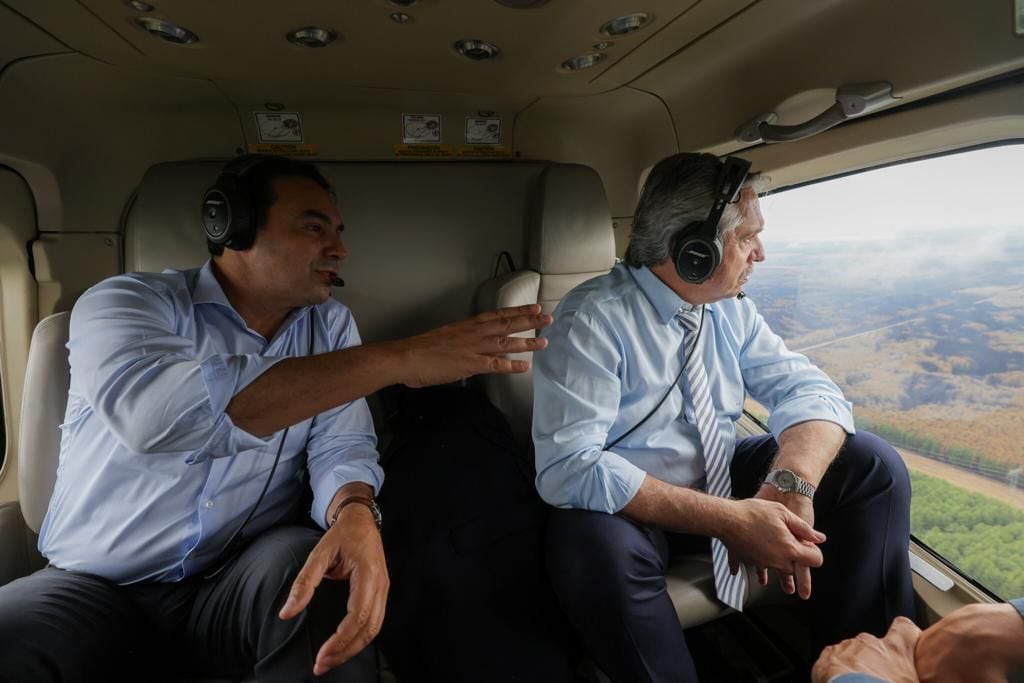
[68, 275, 283, 460]
[737, 305, 854, 438]
[305, 315, 384, 529]
[533, 310, 647, 513]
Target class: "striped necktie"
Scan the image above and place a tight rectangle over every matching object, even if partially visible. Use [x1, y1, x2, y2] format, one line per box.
[677, 307, 747, 612]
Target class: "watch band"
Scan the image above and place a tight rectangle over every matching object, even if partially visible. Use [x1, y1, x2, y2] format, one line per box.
[764, 469, 817, 500]
[329, 496, 382, 530]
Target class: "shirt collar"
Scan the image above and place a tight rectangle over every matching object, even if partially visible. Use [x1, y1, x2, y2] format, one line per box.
[191, 260, 312, 342]
[628, 264, 701, 325]
[192, 260, 233, 307]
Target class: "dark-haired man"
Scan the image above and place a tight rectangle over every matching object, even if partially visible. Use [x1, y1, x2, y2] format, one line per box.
[0, 156, 550, 682]
[533, 152, 914, 682]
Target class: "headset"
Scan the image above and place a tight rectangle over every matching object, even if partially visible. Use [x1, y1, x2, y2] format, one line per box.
[671, 155, 752, 284]
[200, 155, 275, 251]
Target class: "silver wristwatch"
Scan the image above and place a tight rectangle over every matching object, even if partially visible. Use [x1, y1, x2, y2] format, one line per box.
[763, 469, 816, 500]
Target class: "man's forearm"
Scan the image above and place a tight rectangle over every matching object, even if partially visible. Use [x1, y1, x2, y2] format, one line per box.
[769, 420, 846, 487]
[620, 474, 734, 537]
[227, 341, 407, 437]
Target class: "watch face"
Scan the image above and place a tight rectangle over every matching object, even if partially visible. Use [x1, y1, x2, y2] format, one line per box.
[775, 470, 796, 489]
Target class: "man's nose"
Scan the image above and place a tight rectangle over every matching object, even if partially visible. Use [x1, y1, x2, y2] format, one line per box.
[752, 237, 766, 262]
[325, 231, 347, 260]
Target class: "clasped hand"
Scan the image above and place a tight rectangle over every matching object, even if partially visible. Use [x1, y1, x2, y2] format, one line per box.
[720, 492, 824, 598]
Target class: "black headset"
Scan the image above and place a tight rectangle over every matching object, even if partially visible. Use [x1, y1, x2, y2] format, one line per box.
[671, 155, 752, 284]
[201, 155, 275, 251]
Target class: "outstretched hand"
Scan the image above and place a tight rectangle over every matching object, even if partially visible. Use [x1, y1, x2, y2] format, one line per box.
[397, 304, 552, 387]
[278, 506, 389, 677]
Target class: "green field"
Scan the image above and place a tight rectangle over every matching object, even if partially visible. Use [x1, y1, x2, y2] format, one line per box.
[911, 471, 1024, 599]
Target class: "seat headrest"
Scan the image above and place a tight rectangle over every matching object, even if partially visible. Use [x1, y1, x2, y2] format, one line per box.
[126, 163, 219, 273]
[527, 164, 616, 275]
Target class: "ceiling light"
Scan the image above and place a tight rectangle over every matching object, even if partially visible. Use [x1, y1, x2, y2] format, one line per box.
[134, 17, 198, 45]
[494, 0, 550, 7]
[593, 41, 612, 51]
[126, 1, 154, 11]
[264, 102, 286, 111]
[600, 13, 650, 36]
[390, 13, 412, 23]
[561, 53, 606, 72]
[454, 39, 501, 61]
[286, 27, 338, 48]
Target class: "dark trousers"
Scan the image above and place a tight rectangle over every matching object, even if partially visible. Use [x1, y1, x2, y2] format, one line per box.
[0, 525, 376, 683]
[546, 431, 915, 683]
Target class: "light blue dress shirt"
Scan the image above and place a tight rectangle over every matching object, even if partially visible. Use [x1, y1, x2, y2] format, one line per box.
[39, 262, 383, 584]
[532, 262, 854, 513]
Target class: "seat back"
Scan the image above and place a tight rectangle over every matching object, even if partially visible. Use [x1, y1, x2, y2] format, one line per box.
[17, 312, 71, 534]
[476, 164, 616, 444]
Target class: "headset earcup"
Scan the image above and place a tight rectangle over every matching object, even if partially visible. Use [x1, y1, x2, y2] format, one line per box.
[674, 221, 722, 284]
[201, 174, 255, 250]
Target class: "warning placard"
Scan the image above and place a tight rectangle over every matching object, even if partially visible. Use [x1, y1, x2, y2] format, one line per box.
[402, 114, 442, 143]
[254, 112, 304, 143]
[465, 118, 502, 145]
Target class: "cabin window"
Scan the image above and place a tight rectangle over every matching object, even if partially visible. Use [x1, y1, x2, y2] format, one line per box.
[744, 143, 1024, 598]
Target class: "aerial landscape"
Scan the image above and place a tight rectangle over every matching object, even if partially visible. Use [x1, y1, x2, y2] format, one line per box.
[744, 223, 1024, 598]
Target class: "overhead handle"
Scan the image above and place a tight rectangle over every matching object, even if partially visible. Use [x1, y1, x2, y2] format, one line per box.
[735, 82, 899, 144]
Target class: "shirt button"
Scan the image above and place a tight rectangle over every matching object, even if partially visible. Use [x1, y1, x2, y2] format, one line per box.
[204, 500, 215, 509]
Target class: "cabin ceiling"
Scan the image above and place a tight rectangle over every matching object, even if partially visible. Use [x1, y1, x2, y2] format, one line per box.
[1, 0, 1022, 157]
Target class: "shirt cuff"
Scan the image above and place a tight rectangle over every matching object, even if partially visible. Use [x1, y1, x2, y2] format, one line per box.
[768, 394, 855, 439]
[1011, 597, 1024, 620]
[311, 453, 385, 529]
[198, 353, 286, 416]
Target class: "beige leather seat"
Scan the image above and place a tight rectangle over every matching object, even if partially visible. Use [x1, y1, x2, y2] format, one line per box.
[476, 163, 779, 629]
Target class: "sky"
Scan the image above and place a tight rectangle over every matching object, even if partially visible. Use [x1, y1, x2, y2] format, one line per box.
[757, 144, 1024, 244]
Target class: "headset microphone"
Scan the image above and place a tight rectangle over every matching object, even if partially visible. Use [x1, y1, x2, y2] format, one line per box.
[329, 275, 345, 287]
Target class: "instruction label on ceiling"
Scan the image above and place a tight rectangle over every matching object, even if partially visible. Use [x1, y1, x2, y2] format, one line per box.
[393, 144, 453, 158]
[465, 118, 501, 145]
[457, 145, 512, 158]
[402, 114, 442, 143]
[254, 112, 304, 143]
[248, 143, 318, 157]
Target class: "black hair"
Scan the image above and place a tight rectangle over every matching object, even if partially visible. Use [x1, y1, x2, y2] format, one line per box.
[207, 156, 335, 256]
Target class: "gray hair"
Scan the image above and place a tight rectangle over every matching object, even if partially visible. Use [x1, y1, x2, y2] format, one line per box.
[625, 153, 766, 268]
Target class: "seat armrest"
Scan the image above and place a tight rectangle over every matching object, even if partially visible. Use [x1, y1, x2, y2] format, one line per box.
[0, 501, 42, 586]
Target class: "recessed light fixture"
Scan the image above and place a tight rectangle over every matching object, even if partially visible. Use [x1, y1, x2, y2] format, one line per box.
[134, 17, 198, 44]
[561, 53, 606, 71]
[126, 0, 154, 11]
[390, 12, 412, 23]
[264, 102, 286, 111]
[494, 0, 550, 8]
[600, 13, 650, 36]
[454, 39, 501, 61]
[593, 41, 612, 51]
[286, 27, 338, 48]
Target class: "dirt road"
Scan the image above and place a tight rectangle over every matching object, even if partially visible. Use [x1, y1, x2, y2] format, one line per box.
[899, 447, 1024, 511]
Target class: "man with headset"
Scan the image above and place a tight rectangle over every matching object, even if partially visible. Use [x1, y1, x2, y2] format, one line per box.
[533, 152, 914, 681]
[0, 155, 550, 682]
